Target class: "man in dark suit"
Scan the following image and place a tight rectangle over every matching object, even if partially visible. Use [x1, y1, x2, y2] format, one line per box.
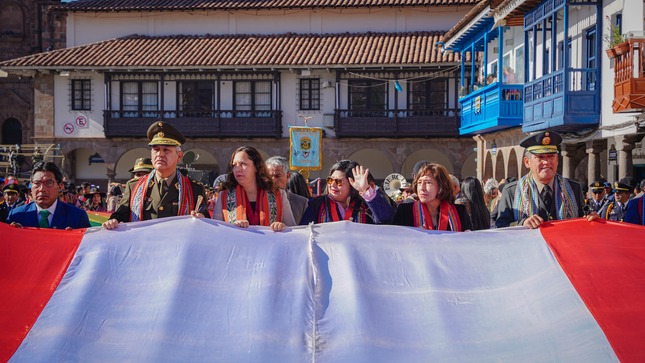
[7, 162, 90, 229]
[266, 156, 308, 224]
[495, 131, 593, 229]
[104, 121, 209, 229]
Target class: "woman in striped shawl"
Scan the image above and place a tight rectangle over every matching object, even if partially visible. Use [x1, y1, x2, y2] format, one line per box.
[213, 146, 295, 231]
[299, 160, 395, 225]
[393, 163, 471, 231]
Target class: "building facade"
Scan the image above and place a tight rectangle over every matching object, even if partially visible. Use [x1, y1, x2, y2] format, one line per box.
[0, 0, 480, 188]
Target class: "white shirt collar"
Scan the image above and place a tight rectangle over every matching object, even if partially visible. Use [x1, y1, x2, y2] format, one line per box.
[36, 199, 58, 216]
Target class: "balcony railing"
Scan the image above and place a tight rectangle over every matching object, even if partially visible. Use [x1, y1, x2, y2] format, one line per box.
[334, 109, 459, 137]
[612, 38, 645, 112]
[104, 109, 282, 138]
[458, 83, 523, 135]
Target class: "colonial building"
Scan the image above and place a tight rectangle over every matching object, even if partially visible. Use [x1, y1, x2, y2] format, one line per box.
[0, 0, 65, 176]
[442, 0, 645, 186]
[0, 0, 479, 188]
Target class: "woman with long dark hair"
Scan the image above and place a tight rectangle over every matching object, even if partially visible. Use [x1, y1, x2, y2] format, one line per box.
[455, 177, 491, 230]
[287, 171, 311, 199]
[299, 160, 395, 225]
[393, 163, 471, 231]
[213, 146, 295, 231]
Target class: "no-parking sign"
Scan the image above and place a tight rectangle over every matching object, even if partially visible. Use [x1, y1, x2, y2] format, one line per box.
[75, 115, 88, 128]
[63, 123, 75, 134]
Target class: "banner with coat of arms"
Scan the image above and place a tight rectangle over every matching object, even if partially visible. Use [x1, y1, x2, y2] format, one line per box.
[289, 126, 323, 171]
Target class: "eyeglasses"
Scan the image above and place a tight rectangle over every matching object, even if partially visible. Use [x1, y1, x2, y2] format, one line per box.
[326, 177, 344, 187]
[32, 179, 57, 188]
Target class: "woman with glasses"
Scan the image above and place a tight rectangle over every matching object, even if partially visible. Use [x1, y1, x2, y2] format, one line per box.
[213, 146, 296, 231]
[299, 160, 395, 225]
[393, 163, 471, 231]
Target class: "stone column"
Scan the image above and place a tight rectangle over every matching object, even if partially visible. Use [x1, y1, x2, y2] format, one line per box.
[106, 167, 117, 189]
[585, 140, 604, 183]
[560, 144, 577, 180]
[614, 135, 636, 179]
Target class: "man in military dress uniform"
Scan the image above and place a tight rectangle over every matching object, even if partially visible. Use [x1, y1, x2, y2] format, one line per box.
[103, 121, 209, 229]
[1, 183, 24, 223]
[496, 131, 589, 229]
[586, 180, 609, 213]
[129, 157, 154, 180]
[599, 179, 634, 222]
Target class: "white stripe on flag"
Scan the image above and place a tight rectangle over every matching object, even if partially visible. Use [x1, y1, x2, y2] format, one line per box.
[11, 218, 617, 362]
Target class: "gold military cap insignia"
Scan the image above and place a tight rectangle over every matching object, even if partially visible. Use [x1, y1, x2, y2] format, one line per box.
[157, 132, 164, 138]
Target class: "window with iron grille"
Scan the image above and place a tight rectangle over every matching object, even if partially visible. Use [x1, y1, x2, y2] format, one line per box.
[71, 79, 91, 111]
[299, 78, 320, 110]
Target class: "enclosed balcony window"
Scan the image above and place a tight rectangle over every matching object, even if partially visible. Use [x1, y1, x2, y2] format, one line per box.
[234, 80, 272, 117]
[348, 80, 387, 110]
[409, 79, 447, 114]
[121, 81, 158, 117]
[178, 81, 214, 117]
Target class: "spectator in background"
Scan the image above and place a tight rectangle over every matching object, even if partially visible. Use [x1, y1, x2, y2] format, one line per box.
[455, 177, 491, 230]
[449, 174, 460, 199]
[266, 156, 309, 225]
[287, 171, 311, 200]
[84, 186, 107, 212]
[503, 66, 517, 83]
[107, 184, 123, 213]
[129, 157, 154, 180]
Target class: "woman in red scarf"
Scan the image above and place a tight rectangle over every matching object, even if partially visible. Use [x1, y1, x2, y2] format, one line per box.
[393, 163, 471, 231]
[213, 146, 295, 231]
[299, 160, 395, 225]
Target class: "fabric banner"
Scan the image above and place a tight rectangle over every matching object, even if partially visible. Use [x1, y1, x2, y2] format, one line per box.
[289, 126, 323, 170]
[1, 218, 644, 362]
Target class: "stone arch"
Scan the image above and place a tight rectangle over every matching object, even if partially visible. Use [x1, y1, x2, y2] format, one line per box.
[114, 147, 150, 181]
[182, 147, 220, 185]
[494, 152, 505, 181]
[348, 148, 394, 181]
[483, 151, 493, 181]
[64, 147, 109, 189]
[0, 1, 25, 36]
[507, 148, 519, 180]
[461, 152, 476, 179]
[1, 118, 22, 144]
[401, 149, 455, 179]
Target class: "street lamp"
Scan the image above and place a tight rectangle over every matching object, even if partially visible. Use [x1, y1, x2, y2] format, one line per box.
[491, 139, 497, 156]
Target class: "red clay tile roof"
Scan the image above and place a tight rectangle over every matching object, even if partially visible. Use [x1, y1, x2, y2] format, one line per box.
[442, 0, 490, 44]
[57, 0, 479, 12]
[0, 32, 460, 70]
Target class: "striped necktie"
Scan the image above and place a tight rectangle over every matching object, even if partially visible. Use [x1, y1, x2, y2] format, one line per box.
[39, 210, 50, 228]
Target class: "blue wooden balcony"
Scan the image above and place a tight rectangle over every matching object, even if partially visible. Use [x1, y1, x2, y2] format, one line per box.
[458, 83, 524, 135]
[522, 68, 600, 132]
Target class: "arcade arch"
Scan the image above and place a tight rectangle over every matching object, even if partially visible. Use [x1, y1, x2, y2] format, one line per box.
[483, 151, 493, 181]
[507, 148, 519, 180]
[401, 149, 454, 179]
[347, 148, 393, 180]
[1, 118, 22, 144]
[494, 152, 505, 181]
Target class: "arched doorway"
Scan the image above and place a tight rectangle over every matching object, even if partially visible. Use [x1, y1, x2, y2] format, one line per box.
[507, 148, 519, 180]
[1, 118, 22, 144]
[348, 148, 393, 181]
[483, 152, 493, 181]
[494, 152, 505, 181]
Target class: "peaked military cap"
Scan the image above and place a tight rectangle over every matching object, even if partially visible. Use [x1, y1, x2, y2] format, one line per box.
[129, 157, 154, 173]
[614, 178, 635, 192]
[589, 180, 605, 191]
[520, 131, 562, 154]
[3, 183, 20, 194]
[147, 121, 186, 146]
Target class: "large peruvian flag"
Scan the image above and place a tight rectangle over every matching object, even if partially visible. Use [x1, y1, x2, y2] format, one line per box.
[1, 218, 644, 362]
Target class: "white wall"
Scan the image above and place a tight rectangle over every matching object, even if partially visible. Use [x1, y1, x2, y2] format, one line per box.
[68, 7, 471, 46]
[54, 72, 106, 138]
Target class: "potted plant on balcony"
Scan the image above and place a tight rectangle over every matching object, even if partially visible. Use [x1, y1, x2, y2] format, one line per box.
[604, 16, 626, 59]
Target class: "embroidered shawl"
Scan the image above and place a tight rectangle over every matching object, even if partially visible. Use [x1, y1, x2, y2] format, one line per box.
[220, 185, 282, 226]
[411, 200, 462, 231]
[130, 170, 195, 222]
[316, 196, 368, 223]
[513, 172, 578, 222]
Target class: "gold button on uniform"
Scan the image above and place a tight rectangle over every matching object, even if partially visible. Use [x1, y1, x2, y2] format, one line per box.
[159, 206, 164, 211]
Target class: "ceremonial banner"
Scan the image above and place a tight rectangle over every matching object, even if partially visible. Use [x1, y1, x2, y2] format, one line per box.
[1, 219, 644, 362]
[289, 126, 323, 171]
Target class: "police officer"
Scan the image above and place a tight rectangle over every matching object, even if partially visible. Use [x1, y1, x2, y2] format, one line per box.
[586, 180, 608, 213]
[129, 157, 154, 180]
[103, 121, 209, 229]
[496, 131, 590, 229]
[599, 179, 634, 222]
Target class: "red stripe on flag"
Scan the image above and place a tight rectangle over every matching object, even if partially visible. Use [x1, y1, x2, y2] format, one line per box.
[542, 219, 645, 363]
[0, 223, 85, 362]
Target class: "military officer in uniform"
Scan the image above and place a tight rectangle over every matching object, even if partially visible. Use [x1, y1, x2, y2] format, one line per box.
[496, 131, 591, 229]
[103, 121, 209, 229]
[129, 157, 154, 180]
[599, 179, 634, 222]
[586, 180, 608, 213]
[1, 183, 24, 223]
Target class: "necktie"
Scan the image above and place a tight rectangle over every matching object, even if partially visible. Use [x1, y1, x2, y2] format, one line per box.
[160, 178, 168, 195]
[39, 210, 50, 228]
[541, 185, 552, 216]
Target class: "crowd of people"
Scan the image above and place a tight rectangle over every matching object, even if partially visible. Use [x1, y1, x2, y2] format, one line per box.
[2, 122, 644, 231]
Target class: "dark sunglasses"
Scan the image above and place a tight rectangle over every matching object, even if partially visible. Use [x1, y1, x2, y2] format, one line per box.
[326, 177, 344, 187]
